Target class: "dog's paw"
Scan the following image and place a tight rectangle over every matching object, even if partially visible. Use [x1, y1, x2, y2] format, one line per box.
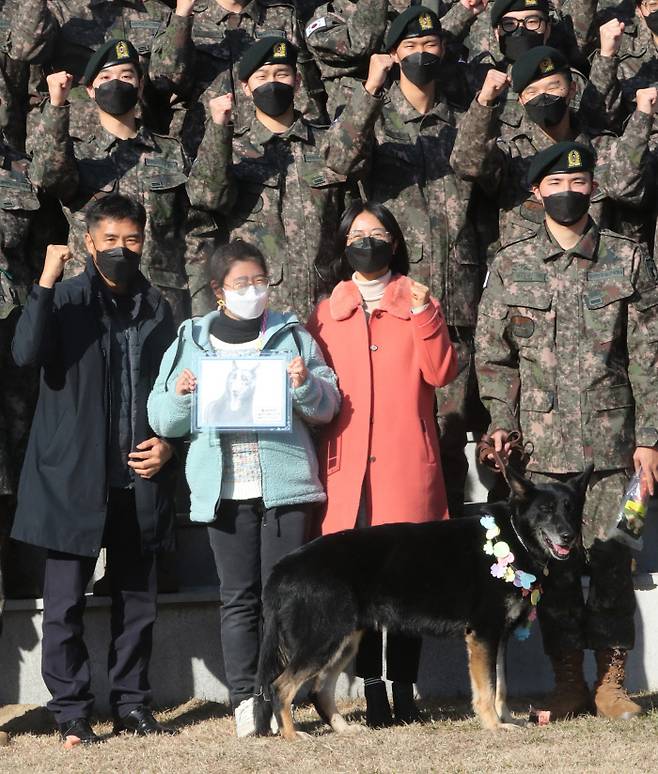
[499, 720, 525, 730]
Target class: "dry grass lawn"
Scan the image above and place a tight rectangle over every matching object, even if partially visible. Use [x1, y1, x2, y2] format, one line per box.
[1, 696, 658, 774]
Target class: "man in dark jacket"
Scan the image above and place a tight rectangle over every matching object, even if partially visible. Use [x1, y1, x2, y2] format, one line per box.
[11, 194, 178, 745]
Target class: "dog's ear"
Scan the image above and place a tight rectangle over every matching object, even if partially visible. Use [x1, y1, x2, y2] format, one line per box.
[506, 465, 535, 501]
[567, 464, 594, 501]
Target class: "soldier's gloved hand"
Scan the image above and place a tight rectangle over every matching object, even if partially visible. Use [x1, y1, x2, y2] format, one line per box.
[477, 69, 510, 107]
[599, 18, 624, 58]
[364, 53, 394, 97]
[175, 0, 197, 16]
[460, 0, 489, 16]
[47, 71, 74, 107]
[633, 446, 658, 496]
[636, 87, 658, 115]
[209, 93, 233, 126]
[39, 244, 72, 288]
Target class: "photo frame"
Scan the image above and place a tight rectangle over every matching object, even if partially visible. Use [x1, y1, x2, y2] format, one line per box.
[193, 351, 292, 433]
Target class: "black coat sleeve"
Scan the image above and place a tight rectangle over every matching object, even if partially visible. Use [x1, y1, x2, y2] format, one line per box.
[11, 284, 58, 368]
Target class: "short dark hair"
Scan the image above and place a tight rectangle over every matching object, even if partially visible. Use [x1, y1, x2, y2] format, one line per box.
[316, 201, 410, 290]
[209, 240, 269, 287]
[85, 194, 147, 233]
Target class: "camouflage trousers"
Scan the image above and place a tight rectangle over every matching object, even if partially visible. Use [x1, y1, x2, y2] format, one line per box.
[436, 327, 489, 517]
[530, 469, 636, 654]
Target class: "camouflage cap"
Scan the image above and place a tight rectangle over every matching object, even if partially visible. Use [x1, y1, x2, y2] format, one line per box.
[82, 38, 141, 86]
[511, 45, 570, 93]
[385, 6, 442, 50]
[527, 141, 595, 185]
[490, 0, 550, 28]
[238, 37, 298, 82]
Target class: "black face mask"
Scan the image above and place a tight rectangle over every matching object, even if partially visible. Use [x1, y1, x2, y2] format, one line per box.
[94, 79, 139, 116]
[252, 82, 295, 117]
[94, 246, 141, 285]
[345, 238, 393, 275]
[399, 52, 442, 86]
[524, 92, 568, 128]
[645, 10, 658, 35]
[499, 28, 544, 62]
[542, 191, 590, 225]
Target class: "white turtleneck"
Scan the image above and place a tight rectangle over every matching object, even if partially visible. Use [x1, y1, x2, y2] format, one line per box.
[352, 271, 429, 316]
[352, 270, 392, 314]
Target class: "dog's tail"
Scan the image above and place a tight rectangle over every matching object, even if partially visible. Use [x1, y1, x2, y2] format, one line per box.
[254, 598, 286, 736]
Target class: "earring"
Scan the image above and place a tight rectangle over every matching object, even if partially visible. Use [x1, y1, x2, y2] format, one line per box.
[217, 298, 226, 310]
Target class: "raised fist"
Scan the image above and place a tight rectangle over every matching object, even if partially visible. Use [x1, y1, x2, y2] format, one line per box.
[47, 71, 74, 107]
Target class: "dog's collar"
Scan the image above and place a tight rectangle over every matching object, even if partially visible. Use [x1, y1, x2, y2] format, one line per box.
[480, 514, 545, 641]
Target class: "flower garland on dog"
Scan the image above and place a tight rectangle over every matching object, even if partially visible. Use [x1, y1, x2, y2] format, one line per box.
[480, 515, 546, 641]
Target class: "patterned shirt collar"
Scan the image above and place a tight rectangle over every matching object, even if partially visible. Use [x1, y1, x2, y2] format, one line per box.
[387, 81, 453, 126]
[248, 112, 310, 149]
[542, 218, 599, 262]
[94, 122, 158, 153]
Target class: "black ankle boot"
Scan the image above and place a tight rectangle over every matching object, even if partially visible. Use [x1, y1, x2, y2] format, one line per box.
[392, 682, 422, 724]
[364, 680, 393, 728]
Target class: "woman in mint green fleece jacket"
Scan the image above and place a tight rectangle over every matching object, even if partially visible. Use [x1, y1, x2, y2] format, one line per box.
[146, 241, 340, 735]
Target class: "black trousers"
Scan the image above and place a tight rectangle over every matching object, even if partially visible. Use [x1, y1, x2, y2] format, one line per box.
[41, 489, 157, 723]
[207, 499, 311, 708]
[355, 629, 422, 684]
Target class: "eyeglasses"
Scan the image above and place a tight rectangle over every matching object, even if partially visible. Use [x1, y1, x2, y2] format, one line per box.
[223, 275, 270, 294]
[346, 229, 392, 243]
[499, 16, 546, 33]
[643, 0, 658, 11]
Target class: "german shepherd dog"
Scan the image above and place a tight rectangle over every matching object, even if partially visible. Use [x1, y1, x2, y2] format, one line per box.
[254, 464, 594, 739]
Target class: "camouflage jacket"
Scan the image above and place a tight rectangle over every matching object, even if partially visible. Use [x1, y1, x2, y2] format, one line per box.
[29, 101, 204, 296]
[303, 0, 475, 119]
[186, 85, 382, 320]
[0, 139, 40, 319]
[475, 220, 658, 472]
[461, 0, 596, 68]
[0, 0, 30, 150]
[367, 81, 482, 327]
[149, 0, 326, 154]
[450, 97, 651, 248]
[8, 0, 172, 136]
[588, 18, 658, 130]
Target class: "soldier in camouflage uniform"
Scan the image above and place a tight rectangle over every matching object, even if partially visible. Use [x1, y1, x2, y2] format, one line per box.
[149, 0, 327, 157]
[587, 2, 658, 129]
[475, 141, 658, 721]
[451, 46, 652, 253]
[303, 0, 488, 119]
[363, 6, 486, 516]
[0, 137, 41, 625]
[29, 38, 213, 323]
[186, 37, 386, 321]
[7, 0, 173, 141]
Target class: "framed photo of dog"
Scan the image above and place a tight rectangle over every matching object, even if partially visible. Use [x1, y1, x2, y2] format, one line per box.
[193, 352, 293, 433]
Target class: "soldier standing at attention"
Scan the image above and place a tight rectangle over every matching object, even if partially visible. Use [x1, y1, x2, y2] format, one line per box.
[29, 38, 211, 323]
[363, 5, 487, 516]
[476, 142, 658, 721]
[186, 37, 388, 321]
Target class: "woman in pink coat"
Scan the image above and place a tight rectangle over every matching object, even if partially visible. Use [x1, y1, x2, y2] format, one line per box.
[307, 201, 458, 729]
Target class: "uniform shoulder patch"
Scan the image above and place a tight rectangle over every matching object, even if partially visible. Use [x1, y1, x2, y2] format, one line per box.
[306, 16, 329, 36]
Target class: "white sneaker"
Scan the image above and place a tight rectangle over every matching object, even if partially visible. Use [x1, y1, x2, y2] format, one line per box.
[234, 697, 256, 738]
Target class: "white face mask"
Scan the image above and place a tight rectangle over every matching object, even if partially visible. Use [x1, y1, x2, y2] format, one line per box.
[223, 285, 269, 320]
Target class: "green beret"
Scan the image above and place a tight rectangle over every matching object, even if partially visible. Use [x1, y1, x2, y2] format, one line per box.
[238, 37, 298, 82]
[385, 6, 442, 50]
[527, 141, 595, 185]
[511, 45, 570, 93]
[82, 38, 141, 86]
[490, 0, 550, 28]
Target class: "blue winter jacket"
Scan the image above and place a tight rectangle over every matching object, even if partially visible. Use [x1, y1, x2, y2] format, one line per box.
[147, 310, 340, 522]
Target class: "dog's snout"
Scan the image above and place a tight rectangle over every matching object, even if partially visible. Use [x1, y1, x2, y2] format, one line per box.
[560, 530, 574, 544]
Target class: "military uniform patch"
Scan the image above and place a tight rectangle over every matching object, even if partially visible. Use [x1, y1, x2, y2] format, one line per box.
[306, 17, 327, 37]
[510, 315, 535, 338]
[539, 58, 554, 74]
[419, 13, 434, 31]
[567, 149, 582, 169]
[525, 0, 538, 6]
[115, 40, 129, 59]
[273, 42, 287, 59]
[646, 254, 658, 284]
